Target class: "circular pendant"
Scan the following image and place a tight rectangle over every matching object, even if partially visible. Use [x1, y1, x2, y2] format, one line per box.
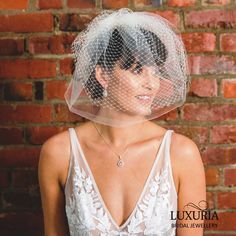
[117, 159, 124, 168]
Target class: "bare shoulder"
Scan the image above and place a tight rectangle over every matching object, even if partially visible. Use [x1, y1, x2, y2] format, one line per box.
[39, 130, 71, 188]
[170, 131, 204, 176]
[171, 132, 201, 158]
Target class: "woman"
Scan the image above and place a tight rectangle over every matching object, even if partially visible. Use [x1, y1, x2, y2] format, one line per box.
[38, 9, 206, 236]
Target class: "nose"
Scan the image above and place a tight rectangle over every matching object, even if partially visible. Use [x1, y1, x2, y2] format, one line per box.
[141, 67, 160, 90]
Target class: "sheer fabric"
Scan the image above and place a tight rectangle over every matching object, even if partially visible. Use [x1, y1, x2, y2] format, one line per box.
[64, 128, 177, 236]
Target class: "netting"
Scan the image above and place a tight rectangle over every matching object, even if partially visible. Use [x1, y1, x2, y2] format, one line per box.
[65, 8, 190, 127]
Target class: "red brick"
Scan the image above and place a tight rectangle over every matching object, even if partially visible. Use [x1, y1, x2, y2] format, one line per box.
[54, 104, 83, 122]
[0, 170, 10, 188]
[211, 126, 236, 144]
[183, 104, 236, 121]
[0, 127, 24, 145]
[147, 11, 181, 28]
[4, 82, 32, 101]
[60, 58, 73, 75]
[0, 148, 40, 168]
[134, 0, 160, 7]
[0, 0, 28, 9]
[102, 0, 128, 8]
[185, 10, 236, 29]
[0, 13, 53, 33]
[29, 35, 75, 54]
[12, 170, 38, 187]
[204, 234, 236, 236]
[205, 167, 220, 186]
[26, 126, 67, 145]
[188, 55, 236, 75]
[155, 109, 178, 121]
[217, 192, 236, 209]
[68, 0, 95, 8]
[202, 147, 236, 165]
[3, 190, 41, 210]
[220, 33, 236, 52]
[59, 13, 95, 31]
[0, 82, 3, 99]
[0, 38, 24, 56]
[170, 126, 208, 144]
[224, 169, 236, 186]
[182, 33, 216, 52]
[0, 59, 56, 79]
[0, 212, 43, 231]
[189, 78, 217, 97]
[206, 192, 215, 209]
[202, 0, 231, 6]
[222, 79, 236, 98]
[209, 212, 236, 230]
[168, 0, 196, 7]
[0, 105, 52, 123]
[45, 80, 68, 100]
[38, 0, 63, 9]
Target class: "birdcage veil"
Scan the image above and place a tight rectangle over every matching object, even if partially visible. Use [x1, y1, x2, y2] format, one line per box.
[64, 8, 190, 127]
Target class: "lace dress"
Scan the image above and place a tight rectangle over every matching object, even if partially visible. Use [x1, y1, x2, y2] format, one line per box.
[64, 128, 178, 236]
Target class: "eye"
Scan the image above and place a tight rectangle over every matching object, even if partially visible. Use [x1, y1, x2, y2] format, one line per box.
[152, 67, 165, 78]
[130, 63, 143, 74]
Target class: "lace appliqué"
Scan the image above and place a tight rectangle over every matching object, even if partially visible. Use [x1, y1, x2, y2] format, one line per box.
[65, 163, 175, 236]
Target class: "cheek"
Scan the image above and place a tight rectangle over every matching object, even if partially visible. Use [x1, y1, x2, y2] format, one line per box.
[111, 75, 140, 95]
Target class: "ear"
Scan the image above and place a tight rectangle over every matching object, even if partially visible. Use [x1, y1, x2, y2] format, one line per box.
[95, 65, 109, 89]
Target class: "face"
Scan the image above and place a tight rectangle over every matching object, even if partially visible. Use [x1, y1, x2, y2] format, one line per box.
[105, 61, 161, 116]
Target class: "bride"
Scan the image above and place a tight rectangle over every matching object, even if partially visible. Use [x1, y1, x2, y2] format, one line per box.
[38, 8, 206, 236]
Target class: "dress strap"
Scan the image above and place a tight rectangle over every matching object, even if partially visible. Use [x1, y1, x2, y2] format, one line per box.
[165, 130, 178, 197]
[64, 128, 77, 193]
[68, 128, 78, 160]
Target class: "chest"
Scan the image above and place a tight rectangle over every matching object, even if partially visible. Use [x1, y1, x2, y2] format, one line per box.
[63, 136, 178, 228]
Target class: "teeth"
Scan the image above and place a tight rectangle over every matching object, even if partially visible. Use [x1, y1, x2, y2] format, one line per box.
[136, 95, 151, 100]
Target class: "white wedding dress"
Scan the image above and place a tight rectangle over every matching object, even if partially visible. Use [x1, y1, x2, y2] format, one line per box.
[64, 128, 177, 236]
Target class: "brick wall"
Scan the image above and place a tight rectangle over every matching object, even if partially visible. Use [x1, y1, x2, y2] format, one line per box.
[0, 0, 235, 235]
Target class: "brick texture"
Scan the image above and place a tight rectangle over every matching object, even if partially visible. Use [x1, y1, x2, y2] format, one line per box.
[185, 10, 236, 29]
[0, 59, 56, 79]
[220, 33, 236, 52]
[0, 13, 53, 33]
[0, 1, 235, 235]
[102, 0, 128, 9]
[0, 0, 28, 9]
[224, 169, 236, 186]
[29, 35, 76, 54]
[182, 33, 216, 52]
[0, 39, 24, 56]
[67, 0, 95, 8]
[222, 79, 236, 98]
[205, 167, 220, 186]
[38, 0, 63, 9]
[188, 78, 217, 97]
[168, 0, 196, 7]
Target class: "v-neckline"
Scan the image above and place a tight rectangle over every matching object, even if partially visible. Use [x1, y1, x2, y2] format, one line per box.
[72, 128, 169, 231]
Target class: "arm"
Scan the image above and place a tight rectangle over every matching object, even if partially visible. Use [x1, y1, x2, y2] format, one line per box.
[38, 135, 70, 236]
[173, 135, 206, 236]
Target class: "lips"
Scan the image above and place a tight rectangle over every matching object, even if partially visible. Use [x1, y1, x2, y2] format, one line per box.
[135, 94, 153, 102]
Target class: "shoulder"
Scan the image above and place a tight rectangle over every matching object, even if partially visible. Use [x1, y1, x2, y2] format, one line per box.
[38, 129, 71, 186]
[40, 129, 71, 162]
[171, 131, 201, 159]
[170, 131, 204, 178]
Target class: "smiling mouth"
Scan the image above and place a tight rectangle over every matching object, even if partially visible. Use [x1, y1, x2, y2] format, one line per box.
[135, 95, 153, 102]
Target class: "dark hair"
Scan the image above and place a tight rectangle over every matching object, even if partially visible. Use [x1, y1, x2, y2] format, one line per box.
[84, 28, 168, 100]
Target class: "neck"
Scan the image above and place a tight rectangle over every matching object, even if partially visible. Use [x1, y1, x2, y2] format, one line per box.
[92, 107, 147, 146]
[92, 121, 146, 147]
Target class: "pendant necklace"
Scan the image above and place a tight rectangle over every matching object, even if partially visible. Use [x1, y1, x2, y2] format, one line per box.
[93, 122, 143, 168]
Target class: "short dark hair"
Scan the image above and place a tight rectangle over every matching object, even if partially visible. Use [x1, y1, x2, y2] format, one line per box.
[83, 28, 168, 100]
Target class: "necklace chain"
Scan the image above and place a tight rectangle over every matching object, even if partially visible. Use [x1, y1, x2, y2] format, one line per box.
[92, 122, 143, 168]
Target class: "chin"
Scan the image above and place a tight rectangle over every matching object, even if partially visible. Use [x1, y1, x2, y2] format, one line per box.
[123, 107, 152, 117]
